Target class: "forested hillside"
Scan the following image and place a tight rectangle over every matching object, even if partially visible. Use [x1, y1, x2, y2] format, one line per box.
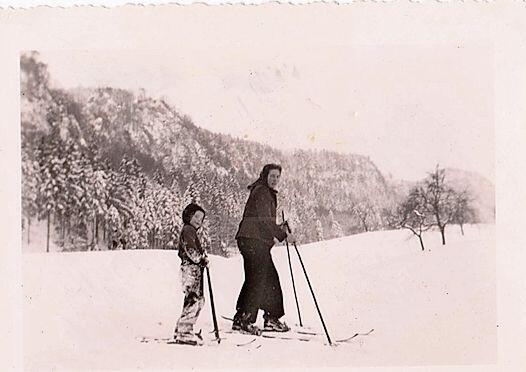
[20, 52, 492, 255]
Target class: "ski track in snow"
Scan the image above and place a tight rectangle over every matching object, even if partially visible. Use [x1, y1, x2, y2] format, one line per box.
[23, 225, 496, 370]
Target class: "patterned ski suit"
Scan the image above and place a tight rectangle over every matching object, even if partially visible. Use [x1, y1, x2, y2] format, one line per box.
[174, 224, 206, 341]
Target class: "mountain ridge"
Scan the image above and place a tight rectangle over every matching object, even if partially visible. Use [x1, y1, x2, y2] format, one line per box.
[20, 53, 494, 253]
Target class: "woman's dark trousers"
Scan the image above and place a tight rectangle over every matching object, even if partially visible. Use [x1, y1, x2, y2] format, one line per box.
[235, 238, 285, 324]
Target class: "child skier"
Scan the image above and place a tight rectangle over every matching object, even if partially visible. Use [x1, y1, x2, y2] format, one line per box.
[174, 203, 209, 346]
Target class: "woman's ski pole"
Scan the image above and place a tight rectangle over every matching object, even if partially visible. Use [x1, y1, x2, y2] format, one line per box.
[205, 265, 221, 343]
[284, 218, 333, 346]
[282, 211, 303, 327]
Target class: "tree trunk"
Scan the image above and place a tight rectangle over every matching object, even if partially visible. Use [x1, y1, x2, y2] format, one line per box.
[46, 211, 50, 253]
[460, 223, 464, 236]
[95, 218, 99, 244]
[108, 229, 113, 250]
[65, 216, 70, 242]
[92, 213, 97, 248]
[27, 217, 31, 245]
[59, 213, 63, 241]
[62, 213, 66, 241]
[440, 225, 446, 245]
[418, 235, 425, 251]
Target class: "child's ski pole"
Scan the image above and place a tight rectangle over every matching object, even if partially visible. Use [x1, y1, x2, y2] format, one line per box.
[282, 211, 303, 327]
[284, 217, 333, 346]
[205, 266, 221, 343]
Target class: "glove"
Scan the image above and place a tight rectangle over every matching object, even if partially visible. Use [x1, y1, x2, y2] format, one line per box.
[199, 256, 209, 267]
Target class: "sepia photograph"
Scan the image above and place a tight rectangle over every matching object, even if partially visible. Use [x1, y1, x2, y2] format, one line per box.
[1, 2, 525, 371]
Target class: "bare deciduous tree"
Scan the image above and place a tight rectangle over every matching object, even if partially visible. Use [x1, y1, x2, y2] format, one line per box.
[422, 165, 457, 245]
[396, 187, 433, 251]
[451, 189, 477, 235]
[352, 200, 374, 233]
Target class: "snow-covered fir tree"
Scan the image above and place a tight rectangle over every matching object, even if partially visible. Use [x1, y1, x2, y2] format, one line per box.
[329, 210, 344, 238]
[315, 219, 324, 241]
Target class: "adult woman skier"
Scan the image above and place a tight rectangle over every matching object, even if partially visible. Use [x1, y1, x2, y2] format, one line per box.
[232, 163, 297, 334]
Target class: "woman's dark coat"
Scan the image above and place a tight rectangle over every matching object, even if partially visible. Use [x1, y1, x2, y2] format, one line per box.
[235, 181, 287, 243]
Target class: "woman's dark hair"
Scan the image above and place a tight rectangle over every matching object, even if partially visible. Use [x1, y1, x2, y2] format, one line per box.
[259, 163, 282, 181]
[182, 203, 206, 225]
[248, 163, 283, 189]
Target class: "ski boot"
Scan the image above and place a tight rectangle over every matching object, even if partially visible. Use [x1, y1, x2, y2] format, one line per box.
[263, 317, 290, 332]
[232, 313, 262, 336]
[173, 331, 203, 346]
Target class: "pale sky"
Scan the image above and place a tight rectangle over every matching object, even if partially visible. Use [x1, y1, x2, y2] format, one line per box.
[40, 44, 494, 182]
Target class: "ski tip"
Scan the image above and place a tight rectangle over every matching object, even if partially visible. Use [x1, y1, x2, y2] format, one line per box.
[235, 338, 257, 347]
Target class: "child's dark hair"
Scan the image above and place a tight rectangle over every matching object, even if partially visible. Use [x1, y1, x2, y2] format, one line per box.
[182, 203, 206, 225]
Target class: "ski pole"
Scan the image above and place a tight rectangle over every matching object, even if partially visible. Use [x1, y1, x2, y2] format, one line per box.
[282, 211, 303, 327]
[205, 266, 221, 343]
[284, 220, 333, 346]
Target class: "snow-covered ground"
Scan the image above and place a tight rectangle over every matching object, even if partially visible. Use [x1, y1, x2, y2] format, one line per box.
[23, 225, 496, 370]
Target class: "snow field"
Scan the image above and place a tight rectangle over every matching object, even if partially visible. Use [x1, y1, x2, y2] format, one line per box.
[23, 225, 496, 370]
